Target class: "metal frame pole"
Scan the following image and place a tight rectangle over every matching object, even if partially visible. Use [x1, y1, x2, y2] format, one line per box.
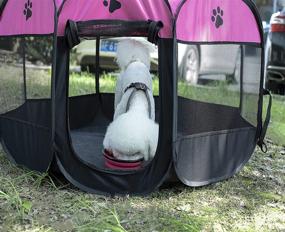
[273, 0, 277, 13]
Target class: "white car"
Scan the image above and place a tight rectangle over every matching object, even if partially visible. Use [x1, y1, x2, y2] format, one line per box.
[75, 38, 158, 73]
[178, 44, 241, 84]
[265, 7, 285, 94]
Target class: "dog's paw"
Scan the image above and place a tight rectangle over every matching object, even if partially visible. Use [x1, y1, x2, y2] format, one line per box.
[148, 123, 159, 159]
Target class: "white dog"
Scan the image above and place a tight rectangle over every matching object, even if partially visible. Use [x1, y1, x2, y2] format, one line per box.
[103, 39, 159, 161]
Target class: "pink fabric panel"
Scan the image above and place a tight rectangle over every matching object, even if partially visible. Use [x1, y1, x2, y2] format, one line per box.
[57, 0, 172, 38]
[0, 0, 55, 36]
[176, 0, 261, 43]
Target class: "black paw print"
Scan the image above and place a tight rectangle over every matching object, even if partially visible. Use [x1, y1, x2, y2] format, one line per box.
[103, 0, 121, 13]
[23, 0, 32, 21]
[211, 6, 223, 28]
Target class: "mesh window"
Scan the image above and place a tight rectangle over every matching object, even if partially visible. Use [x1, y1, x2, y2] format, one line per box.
[24, 37, 53, 99]
[99, 37, 117, 94]
[177, 43, 261, 136]
[0, 37, 25, 114]
[99, 37, 159, 95]
[178, 44, 241, 107]
[240, 45, 261, 126]
[69, 40, 96, 97]
[70, 37, 159, 96]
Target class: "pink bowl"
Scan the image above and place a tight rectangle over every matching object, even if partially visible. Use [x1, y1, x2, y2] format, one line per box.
[103, 150, 143, 171]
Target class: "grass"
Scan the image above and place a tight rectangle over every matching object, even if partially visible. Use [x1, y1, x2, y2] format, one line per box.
[0, 68, 284, 231]
[265, 94, 285, 145]
[0, 142, 284, 231]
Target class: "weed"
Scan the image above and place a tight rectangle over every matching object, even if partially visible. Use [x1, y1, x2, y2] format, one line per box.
[0, 178, 32, 219]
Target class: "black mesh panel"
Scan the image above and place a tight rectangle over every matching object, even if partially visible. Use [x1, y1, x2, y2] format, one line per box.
[240, 45, 261, 126]
[177, 43, 262, 135]
[25, 37, 53, 99]
[0, 37, 25, 114]
[69, 40, 96, 97]
[175, 42, 261, 187]
[0, 36, 53, 172]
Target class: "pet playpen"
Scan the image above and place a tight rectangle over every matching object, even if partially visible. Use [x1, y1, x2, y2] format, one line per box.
[0, 0, 271, 195]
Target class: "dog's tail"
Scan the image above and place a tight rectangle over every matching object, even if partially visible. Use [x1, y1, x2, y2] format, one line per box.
[116, 39, 155, 70]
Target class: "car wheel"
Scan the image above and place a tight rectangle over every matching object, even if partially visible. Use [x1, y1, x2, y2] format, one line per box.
[182, 46, 199, 84]
[81, 64, 95, 73]
[81, 64, 88, 72]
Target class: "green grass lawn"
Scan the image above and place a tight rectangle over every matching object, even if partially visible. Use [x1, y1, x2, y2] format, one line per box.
[0, 69, 284, 231]
[266, 94, 285, 145]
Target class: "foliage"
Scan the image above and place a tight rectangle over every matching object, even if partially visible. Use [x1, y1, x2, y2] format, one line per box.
[22, 37, 53, 65]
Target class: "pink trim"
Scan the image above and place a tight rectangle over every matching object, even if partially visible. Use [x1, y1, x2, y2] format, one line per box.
[57, 0, 172, 38]
[176, 0, 261, 43]
[0, 0, 55, 36]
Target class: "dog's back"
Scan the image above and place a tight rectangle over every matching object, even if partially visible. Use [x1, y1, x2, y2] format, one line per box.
[103, 39, 159, 161]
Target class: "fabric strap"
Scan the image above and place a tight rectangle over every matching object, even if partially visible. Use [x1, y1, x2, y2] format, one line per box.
[124, 82, 152, 119]
[257, 89, 272, 152]
[147, 20, 163, 45]
[65, 20, 80, 49]
[65, 19, 163, 49]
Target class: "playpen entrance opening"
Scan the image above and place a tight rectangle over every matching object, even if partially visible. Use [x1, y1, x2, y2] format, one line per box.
[67, 36, 160, 171]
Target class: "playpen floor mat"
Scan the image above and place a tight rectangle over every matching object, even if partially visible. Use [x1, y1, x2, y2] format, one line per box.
[70, 124, 153, 170]
[70, 124, 108, 168]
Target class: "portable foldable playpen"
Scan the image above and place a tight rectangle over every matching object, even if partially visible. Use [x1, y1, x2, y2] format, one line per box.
[0, 0, 271, 195]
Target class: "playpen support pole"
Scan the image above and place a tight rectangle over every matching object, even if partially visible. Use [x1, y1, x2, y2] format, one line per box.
[239, 46, 244, 113]
[95, 36, 100, 95]
[273, 0, 277, 13]
[22, 38, 27, 100]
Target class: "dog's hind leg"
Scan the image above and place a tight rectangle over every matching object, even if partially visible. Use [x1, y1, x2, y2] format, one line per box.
[149, 123, 159, 159]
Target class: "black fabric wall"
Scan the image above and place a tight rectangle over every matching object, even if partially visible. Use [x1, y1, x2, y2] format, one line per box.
[0, 100, 53, 172]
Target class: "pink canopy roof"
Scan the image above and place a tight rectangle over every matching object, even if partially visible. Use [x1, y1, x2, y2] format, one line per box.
[57, 0, 172, 37]
[0, 0, 55, 36]
[176, 0, 261, 43]
[0, 0, 262, 44]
